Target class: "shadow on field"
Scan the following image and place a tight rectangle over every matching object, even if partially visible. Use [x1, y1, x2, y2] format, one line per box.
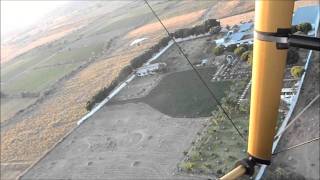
[141, 67, 231, 118]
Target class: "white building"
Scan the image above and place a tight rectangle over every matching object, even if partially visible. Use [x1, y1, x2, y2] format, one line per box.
[135, 63, 167, 77]
[281, 88, 297, 105]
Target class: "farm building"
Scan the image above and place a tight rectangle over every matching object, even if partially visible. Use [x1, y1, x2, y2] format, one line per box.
[215, 22, 254, 46]
[135, 63, 167, 77]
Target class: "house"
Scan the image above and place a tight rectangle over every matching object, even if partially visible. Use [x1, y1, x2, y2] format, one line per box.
[135, 63, 167, 77]
[281, 88, 297, 105]
[215, 22, 254, 46]
[195, 59, 209, 67]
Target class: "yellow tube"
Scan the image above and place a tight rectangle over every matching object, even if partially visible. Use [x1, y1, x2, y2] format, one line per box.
[220, 165, 246, 180]
[248, 0, 294, 164]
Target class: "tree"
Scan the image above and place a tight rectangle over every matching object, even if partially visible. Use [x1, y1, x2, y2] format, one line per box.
[234, 46, 246, 57]
[247, 51, 253, 65]
[240, 51, 251, 62]
[210, 26, 221, 34]
[172, 29, 184, 38]
[286, 47, 300, 65]
[239, 44, 249, 50]
[290, 66, 304, 78]
[291, 25, 298, 34]
[226, 44, 238, 52]
[204, 19, 220, 31]
[213, 45, 225, 56]
[297, 22, 312, 34]
[194, 25, 207, 35]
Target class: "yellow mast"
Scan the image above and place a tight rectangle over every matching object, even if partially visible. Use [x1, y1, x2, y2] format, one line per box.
[248, 0, 294, 164]
[221, 0, 295, 179]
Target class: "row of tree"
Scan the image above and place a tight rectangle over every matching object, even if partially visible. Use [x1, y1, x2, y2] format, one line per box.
[171, 19, 220, 38]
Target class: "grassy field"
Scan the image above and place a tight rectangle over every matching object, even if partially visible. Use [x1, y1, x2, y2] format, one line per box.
[0, 98, 37, 123]
[3, 64, 76, 93]
[143, 67, 232, 118]
[177, 80, 250, 177]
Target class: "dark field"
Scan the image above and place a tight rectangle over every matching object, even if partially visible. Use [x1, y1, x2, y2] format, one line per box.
[143, 67, 231, 118]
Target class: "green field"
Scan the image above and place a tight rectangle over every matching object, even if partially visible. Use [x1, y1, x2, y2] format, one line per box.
[0, 98, 37, 123]
[3, 64, 77, 93]
[178, 114, 249, 176]
[176, 79, 251, 177]
[143, 67, 232, 118]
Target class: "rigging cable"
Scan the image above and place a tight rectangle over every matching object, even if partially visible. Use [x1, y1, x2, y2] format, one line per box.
[143, 0, 245, 141]
[275, 94, 319, 138]
[272, 137, 320, 155]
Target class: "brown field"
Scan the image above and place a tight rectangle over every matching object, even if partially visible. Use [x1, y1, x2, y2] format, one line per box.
[127, 9, 206, 38]
[218, 0, 319, 27]
[219, 11, 254, 26]
[0, 34, 165, 179]
[294, 0, 319, 10]
[1, 25, 79, 64]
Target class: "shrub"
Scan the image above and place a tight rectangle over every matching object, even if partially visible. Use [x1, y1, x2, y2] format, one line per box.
[240, 50, 251, 61]
[204, 19, 220, 31]
[248, 43, 254, 50]
[130, 50, 153, 68]
[210, 26, 221, 34]
[291, 25, 298, 34]
[180, 162, 195, 171]
[213, 45, 225, 56]
[193, 25, 207, 35]
[159, 36, 170, 47]
[248, 50, 253, 65]
[286, 47, 300, 65]
[234, 46, 247, 57]
[291, 66, 304, 78]
[116, 65, 133, 83]
[86, 81, 118, 111]
[296, 22, 312, 34]
[189, 151, 201, 161]
[226, 44, 238, 52]
[238, 44, 249, 50]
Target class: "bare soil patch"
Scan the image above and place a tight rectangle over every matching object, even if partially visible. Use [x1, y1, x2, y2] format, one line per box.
[22, 103, 207, 180]
[219, 11, 254, 26]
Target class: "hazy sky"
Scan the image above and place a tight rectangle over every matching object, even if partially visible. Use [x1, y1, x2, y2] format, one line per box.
[1, 1, 69, 37]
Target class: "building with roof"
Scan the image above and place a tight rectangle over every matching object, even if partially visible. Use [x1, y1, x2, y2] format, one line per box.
[215, 22, 254, 46]
[135, 63, 167, 77]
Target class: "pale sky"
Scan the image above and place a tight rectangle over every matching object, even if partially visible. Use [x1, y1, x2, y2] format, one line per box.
[1, 1, 69, 37]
